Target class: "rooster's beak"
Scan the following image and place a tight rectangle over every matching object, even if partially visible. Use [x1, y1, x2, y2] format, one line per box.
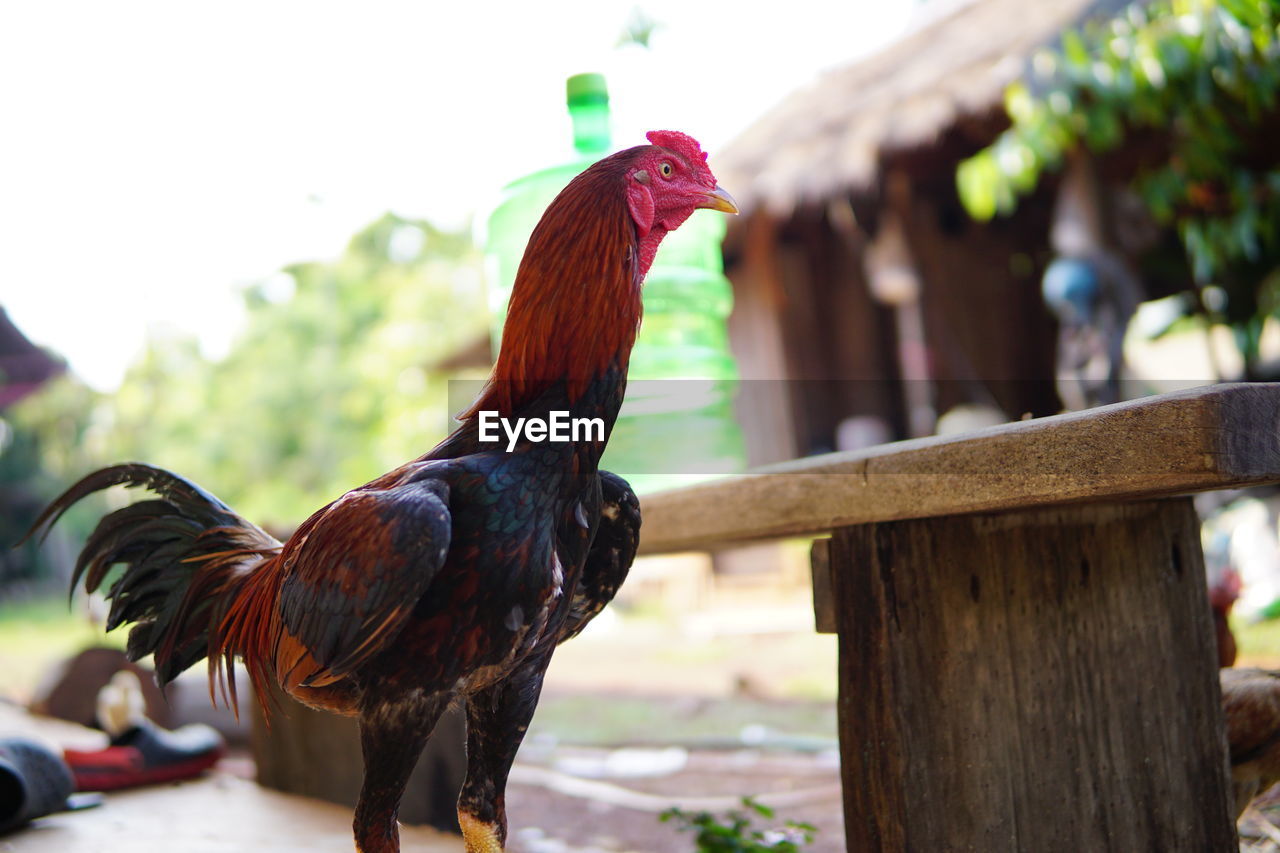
[698, 185, 739, 215]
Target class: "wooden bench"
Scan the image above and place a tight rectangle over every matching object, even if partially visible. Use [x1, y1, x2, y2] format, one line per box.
[638, 383, 1280, 852]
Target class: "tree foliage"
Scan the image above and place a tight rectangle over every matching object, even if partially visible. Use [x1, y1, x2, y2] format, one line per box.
[957, 0, 1280, 372]
[1, 375, 105, 581]
[100, 214, 486, 527]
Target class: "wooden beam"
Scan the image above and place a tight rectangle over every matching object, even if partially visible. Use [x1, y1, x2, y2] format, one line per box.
[638, 383, 1280, 554]
[809, 538, 836, 634]
[831, 499, 1234, 851]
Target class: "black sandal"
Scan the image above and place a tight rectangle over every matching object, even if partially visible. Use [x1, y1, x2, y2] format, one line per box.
[0, 736, 93, 834]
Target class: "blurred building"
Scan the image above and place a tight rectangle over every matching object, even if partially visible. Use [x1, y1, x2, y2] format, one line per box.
[713, 0, 1199, 464]
[0, 306, 66, 585]
[0, 307, 63, 410]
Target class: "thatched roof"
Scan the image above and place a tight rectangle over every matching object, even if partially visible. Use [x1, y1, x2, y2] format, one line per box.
[0, 308, 64, 409]
[717, 0, 1134, 216]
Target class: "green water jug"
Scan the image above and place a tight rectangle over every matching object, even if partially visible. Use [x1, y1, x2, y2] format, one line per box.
[481, 73, 744, 492]
[480, 74, 611, 350]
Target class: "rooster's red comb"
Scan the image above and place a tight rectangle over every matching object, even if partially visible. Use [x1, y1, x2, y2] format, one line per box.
[645, 130, 714, 181]
[646, 129, 708, 162]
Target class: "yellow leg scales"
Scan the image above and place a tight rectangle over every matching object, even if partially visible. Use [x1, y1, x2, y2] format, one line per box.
[458, 811, 504, 853]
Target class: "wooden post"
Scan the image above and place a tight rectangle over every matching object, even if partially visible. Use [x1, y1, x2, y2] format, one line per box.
[830, 499, 1234, 851]
[810, 538, 836, 634]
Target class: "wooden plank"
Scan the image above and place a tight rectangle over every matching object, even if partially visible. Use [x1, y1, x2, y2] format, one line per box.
[638, 383, 1280, 554]
[809, 538, 836, 634]
[830, 499, 1234, 852]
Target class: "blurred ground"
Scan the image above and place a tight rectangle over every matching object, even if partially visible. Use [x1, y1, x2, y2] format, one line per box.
[497, 553, 844, 851]
[11, 564, 1280, 852]
[507, 743, 840, 853]
[0, 550, 844, 852]
[1240, 786, 1280, 852]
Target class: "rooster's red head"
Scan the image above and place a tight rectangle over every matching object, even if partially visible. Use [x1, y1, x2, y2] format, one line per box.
[626, 130, 738, 275]
[469, 129, 736, 420]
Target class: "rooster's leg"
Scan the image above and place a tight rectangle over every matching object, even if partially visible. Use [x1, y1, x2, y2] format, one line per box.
[354, 694, 450, 853]
[458, 647, 553, 853]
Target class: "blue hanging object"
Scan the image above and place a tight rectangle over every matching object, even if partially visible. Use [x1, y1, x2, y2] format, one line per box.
[1042, 256, 1099, 325]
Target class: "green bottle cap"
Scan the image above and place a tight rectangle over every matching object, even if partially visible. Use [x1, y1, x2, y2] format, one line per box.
[566, 73, 609, 107]
[566, 73, 611, 156]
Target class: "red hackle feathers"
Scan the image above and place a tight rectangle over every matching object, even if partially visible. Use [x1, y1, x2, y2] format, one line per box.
[463, 154, 642, 419]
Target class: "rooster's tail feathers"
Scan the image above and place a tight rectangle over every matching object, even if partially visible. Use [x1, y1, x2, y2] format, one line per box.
[33, 463, 281, 690]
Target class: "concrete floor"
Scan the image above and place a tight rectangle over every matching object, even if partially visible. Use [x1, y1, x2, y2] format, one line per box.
[1, 703, 462, 853]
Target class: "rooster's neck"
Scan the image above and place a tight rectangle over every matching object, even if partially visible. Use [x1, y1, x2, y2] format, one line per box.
[466, 160, 644, 423]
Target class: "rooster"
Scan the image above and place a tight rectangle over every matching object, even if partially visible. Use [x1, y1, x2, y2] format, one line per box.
[33, 130, 737, 853]
[1221, 668, 1280, 819]
[1211, 567, 1243, 668]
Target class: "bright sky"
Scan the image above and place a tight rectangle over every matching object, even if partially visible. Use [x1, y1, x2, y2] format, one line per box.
[1, 1, 912, 391]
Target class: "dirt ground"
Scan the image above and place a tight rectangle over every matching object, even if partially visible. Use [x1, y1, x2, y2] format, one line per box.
[11, 592, 1280, 851]
[2, 580, 845, 852]
[491, 600, 845, 853]
[504, 738, 843, 853]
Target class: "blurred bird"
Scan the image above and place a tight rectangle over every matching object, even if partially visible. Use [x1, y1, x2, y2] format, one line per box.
[33, 131, 735, 852]
[1211, 567, 1243, 668]
[1221, 668, 1280, 819]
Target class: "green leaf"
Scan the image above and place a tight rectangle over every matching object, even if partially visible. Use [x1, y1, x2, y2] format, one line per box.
[957, 0, 1280, 376]
[956, 151, 1001, 221]
[1063, 29, 1091, 69]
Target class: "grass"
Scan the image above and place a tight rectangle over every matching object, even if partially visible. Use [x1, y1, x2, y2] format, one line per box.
[0, 595, 124, 703]
[1236, 615, 1280, 668]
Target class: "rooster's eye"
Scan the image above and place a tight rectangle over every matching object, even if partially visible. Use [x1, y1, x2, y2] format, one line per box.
[659, 162, 673, 178]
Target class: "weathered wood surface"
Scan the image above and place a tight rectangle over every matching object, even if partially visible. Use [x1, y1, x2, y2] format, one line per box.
[809, 538, 836, 634]
[831, 499, 1235, 852]
[639, 383, 1280, 554]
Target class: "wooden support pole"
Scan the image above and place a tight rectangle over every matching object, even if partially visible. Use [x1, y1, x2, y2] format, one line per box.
[829, 499, 1234, 851]
[810, 538, 836, 634]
